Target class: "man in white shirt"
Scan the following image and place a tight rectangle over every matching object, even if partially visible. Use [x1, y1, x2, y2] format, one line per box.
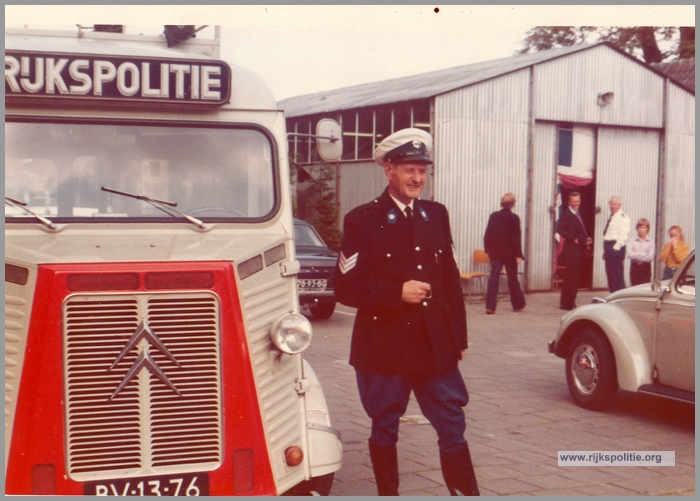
[602, 196, 631, 292]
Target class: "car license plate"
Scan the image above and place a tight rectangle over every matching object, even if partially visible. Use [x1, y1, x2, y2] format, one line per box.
[84, 472, 209, 496]
[298, 279, 327, 290]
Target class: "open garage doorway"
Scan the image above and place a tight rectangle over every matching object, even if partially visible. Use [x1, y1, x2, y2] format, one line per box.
[554, 123, 597, 290]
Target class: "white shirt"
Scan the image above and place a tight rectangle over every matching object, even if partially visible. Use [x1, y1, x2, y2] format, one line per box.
[390, 195, 414, 217]
[603, 210, 631, 251]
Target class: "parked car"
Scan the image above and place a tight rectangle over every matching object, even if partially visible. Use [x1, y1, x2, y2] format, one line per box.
[548, 250, 695, 411]
[294, 219, 338, 319]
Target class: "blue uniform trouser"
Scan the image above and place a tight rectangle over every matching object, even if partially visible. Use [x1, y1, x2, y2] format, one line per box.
[486, 256, 526, 311]
[604, 241, 626, 292]
[356, 367, 469, 453]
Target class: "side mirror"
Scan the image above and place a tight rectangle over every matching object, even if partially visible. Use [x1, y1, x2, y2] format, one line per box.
[651, 277, 660, 292]
[655, 285, 670, 310]
[315, 119, 342, 162]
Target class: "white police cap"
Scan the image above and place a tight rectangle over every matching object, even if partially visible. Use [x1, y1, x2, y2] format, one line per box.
[373, 128, 433, 166]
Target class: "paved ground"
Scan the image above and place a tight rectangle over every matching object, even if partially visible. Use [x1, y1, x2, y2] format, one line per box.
[303, 290, 695, 496]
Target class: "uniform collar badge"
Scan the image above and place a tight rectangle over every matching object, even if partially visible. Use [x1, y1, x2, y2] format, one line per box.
[387, 208, 398, 224]
[419, 207, 429, 221]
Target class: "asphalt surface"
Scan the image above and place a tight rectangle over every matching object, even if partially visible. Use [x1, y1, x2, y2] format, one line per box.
[303, 290, 695, 496]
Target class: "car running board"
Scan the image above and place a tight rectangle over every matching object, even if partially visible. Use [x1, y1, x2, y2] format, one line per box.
[638, 384, 695, 403]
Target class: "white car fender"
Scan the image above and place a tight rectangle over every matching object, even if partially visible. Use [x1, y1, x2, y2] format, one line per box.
[558, 304, 653, 392]
[302, 360, 343, 477]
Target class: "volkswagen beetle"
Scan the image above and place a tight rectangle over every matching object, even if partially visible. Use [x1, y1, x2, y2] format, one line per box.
[548, 250, 695, 410]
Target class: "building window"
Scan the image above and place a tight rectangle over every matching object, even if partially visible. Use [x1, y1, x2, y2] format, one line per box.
[286, 100, 431, 163]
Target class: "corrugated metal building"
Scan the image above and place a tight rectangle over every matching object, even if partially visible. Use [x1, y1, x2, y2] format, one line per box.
[280, 42, 695, 291]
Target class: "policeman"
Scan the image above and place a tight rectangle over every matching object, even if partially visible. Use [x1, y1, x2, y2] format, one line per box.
[335, 128, 479, 496]
[602, 196, 631, 292]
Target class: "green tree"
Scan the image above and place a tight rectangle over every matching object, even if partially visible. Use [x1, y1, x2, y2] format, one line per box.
[518, 26, 694, 63]
[292, 160, 341, 251]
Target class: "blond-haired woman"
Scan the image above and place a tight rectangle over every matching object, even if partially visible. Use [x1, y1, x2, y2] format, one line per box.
[659, 225, 690, 280]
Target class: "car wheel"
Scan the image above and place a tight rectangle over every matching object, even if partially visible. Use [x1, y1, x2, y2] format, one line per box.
[565, 328, 618, 411]
[281, 472, 335, 496]
[310, 301, 335, 320]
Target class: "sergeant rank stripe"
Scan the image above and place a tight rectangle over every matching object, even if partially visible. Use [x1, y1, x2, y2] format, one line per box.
[338, 251, 359, 274]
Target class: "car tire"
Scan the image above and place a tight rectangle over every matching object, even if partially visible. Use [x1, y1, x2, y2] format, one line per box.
[281, 472, 335, 496]
[310, 301, 335, 320]
[565, 328, 618, 411]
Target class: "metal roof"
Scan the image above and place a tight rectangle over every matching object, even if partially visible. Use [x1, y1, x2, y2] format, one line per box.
[279, 42, 694, 117]
[651, 58, 695, 92]
[279, 43, 601, 117]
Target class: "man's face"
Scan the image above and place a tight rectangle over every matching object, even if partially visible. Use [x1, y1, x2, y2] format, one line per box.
[609, 198, 621, 214]
[384, 161, 428, 204]
[569, 195, 581, 212]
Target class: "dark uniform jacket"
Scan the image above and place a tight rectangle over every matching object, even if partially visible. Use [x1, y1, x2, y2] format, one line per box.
[334, 188, 467, 376]
[557, 208, 588, 257]
[483, 208, 524, 259]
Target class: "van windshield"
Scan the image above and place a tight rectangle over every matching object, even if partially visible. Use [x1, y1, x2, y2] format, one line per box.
[5, 120, 276, 222]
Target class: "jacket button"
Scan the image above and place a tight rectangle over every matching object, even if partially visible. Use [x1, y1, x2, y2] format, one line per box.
[415, 246, 420, 251]
[417, 265, 422, 270]
[373, 316, 377, 321]
[387, 253, 391, 257]
[423, 301, 428, 306]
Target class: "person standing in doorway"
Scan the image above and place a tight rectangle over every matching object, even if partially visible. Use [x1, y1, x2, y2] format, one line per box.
[627, 218, 655, 285]
[334, 128, 479, 496]
[557, 192, 591, 310]
[483, 193, 526, 314]
[602, 196, 631, 292]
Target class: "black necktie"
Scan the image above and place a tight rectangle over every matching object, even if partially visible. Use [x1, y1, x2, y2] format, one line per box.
[576, 211, 587, 237]
[404, 206, 413, 225]
[604, 214, 613, 236]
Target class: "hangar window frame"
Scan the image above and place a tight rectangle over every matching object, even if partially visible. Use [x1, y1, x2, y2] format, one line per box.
[287, 100, 431, 164]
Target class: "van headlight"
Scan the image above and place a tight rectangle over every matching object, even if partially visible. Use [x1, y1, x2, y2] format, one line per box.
[271, 313, 313, 354]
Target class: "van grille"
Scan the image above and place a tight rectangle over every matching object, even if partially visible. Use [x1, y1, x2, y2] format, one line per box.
[63, 293, 222, 481]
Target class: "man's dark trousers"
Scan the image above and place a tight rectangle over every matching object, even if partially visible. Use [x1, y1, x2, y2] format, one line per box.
[356, 368, 469, 452]
[486, 256, 525, 311]
[604, 241, 626, 292]
[560, 247, 583, 309]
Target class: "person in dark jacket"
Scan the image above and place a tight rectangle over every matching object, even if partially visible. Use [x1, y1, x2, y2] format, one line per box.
[557, 192, 592, 310]
[483, 193, 526, 314]
[335, 128, 479, 496]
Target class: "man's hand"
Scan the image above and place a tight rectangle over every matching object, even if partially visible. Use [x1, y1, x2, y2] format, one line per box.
[516, 257, 523, 265]
[402, 280, 431, 304]
[460, 349, 467, 360]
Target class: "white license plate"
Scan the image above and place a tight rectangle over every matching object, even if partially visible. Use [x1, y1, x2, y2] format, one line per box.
[84, 472, 208, 496]
[298, 279, 327, 290]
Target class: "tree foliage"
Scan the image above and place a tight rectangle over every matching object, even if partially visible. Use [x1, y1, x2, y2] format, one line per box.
[518, 26, 694, 63]
[292, 162, 341, 251]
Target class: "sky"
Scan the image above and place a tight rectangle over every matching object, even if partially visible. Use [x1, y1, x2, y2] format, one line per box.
[5, 4, 695, 101]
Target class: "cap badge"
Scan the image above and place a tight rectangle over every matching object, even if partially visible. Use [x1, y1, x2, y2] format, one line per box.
[413, 140, 422, 148]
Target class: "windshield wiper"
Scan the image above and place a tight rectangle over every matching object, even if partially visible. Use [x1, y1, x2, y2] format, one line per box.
[101, 187, 206, 229]
[5, 196, 57, 230]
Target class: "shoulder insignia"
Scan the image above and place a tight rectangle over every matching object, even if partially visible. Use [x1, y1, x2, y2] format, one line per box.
[338, 251, 359, 274]
[387, 208, 398, 224]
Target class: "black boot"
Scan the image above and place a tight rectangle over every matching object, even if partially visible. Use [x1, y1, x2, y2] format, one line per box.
[368, 440, 399, 496]
[440, 443, 480, 496]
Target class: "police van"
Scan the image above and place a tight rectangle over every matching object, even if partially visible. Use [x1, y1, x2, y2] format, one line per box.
[5, 25, 342, 496]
